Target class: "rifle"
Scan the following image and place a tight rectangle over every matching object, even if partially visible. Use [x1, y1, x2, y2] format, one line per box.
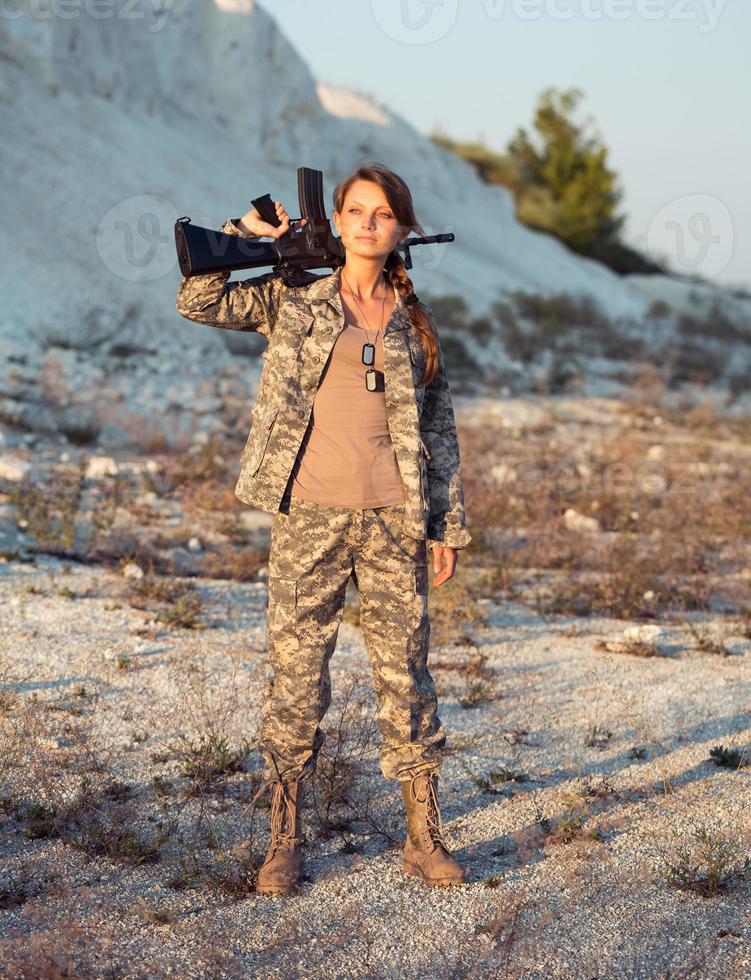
[174, 166, 454, 287]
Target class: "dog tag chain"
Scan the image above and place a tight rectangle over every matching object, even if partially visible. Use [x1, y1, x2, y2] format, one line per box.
[342, 270, 385, 392]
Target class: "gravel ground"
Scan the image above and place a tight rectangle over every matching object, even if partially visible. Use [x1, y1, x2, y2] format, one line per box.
[2, 549, 751, 979]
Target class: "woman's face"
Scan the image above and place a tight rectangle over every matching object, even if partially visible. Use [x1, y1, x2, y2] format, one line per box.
[333, 180, 409, 261]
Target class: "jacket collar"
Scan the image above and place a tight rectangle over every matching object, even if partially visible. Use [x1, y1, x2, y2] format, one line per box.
[306, 265, 411, 334]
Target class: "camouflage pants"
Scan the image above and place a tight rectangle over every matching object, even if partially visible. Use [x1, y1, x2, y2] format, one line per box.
[259, 493, 446, 784]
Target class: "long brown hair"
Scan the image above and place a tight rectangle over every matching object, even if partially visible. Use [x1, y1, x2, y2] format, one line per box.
[333, 162, 439, 388]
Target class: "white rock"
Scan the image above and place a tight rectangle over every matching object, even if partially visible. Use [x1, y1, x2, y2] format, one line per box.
[86, 456, 119, 479]
[491, 463, 515, 485]
[563, 508, 601, 533]
[238, 511, 273, 531]
[40, 736, 68, 751]
[188, 537, 202, 552]
[122, 562, 144, 580]
[639, 471, 668, 493]
[623, 624, 664, 644]
[0, 455, 31, 481]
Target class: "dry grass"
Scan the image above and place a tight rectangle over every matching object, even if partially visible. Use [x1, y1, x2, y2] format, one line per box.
[458, 394, 751, 623]
[127, 574, 206, 629]
[0, 648, 265, 897]
[308, 674, 397, 845]
[654, 818, 751, 898]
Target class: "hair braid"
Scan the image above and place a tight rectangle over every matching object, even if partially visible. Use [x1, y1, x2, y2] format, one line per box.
[384, 251, 438, 388]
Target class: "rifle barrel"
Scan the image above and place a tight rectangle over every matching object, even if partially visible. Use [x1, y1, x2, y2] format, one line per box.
[400, 233, 455, 247]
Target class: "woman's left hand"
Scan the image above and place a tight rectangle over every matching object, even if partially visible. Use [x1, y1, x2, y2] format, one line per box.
[431, 545, 457, 587]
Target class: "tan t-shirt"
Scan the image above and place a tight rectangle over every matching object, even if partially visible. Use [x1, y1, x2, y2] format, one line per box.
[289, 317, 405, 509]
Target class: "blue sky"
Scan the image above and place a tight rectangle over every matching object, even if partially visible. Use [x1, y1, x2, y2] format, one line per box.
[256, 0, 749, 290]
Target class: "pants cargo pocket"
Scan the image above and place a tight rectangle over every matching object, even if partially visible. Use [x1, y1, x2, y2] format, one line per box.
[268, 575, 298, 634]
[414, 561, 429, 597]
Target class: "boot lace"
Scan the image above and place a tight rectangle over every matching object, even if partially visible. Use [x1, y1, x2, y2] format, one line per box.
[241, 776, 301, 857]
[267, 782, 300, 856]
[412, 771, 448, 851]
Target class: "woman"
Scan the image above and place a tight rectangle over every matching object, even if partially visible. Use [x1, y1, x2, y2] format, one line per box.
[176, 162, 472, 895]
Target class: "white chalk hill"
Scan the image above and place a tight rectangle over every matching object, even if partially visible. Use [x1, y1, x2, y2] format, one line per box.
[1, 0, 745, 385]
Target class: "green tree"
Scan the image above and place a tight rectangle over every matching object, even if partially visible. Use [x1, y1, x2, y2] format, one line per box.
[507, 86, 625, 251]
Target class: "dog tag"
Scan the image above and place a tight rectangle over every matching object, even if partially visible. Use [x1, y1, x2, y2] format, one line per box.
[365, 368, 377, 391]
[362, 343, 375, 366]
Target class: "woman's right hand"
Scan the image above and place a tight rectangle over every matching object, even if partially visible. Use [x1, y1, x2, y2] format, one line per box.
[238, 201, 308, 239]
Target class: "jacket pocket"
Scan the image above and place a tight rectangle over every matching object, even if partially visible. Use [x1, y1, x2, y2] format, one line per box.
[241, 401, 279, 476]
[279, 309, 316, 359]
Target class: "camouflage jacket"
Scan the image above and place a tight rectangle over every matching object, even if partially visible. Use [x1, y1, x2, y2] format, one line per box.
[175, 219, 472, 551]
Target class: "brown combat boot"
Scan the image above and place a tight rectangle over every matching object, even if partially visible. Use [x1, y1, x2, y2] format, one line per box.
[401, 771, 467, 887]
[256, 780, 305, 896]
